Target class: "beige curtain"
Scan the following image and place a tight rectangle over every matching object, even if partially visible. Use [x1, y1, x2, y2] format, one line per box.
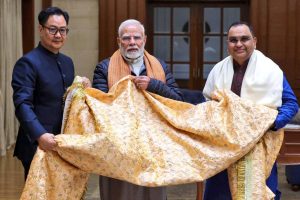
[0, 0, 22, 156]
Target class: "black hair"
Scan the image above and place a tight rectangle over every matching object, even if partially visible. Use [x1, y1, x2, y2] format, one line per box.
[38, 6, 69, 26]
[228, 21, 255, 36]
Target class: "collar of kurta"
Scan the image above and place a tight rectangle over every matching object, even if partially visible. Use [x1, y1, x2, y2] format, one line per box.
[108, 50, 166, 88]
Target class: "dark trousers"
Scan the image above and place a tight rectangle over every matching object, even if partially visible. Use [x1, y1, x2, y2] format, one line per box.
[21, 160, 31, 181]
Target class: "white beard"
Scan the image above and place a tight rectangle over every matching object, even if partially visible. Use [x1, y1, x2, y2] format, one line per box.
[120, 44, 145, 63]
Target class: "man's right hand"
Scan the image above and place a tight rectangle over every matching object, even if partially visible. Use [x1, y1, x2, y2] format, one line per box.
[37, 133, 57, 151]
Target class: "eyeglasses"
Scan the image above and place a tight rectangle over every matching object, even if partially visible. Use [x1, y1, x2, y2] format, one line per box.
[228, 36, 252, 44]
[121, 35, 143, 43]
[43, 25, 69, 36]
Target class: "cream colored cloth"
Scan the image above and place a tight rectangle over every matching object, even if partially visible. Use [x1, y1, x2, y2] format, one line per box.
[21, 76, 282, 200]
[203, 50, 283, 108]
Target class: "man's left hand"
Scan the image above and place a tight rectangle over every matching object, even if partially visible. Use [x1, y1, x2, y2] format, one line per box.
[133, 76, 150, 90]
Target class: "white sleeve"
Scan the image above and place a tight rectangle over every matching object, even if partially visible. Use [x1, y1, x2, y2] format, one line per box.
[203, 68, 216, 101]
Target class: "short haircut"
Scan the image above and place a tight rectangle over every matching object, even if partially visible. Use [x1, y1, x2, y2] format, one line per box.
[38, 6, 69, 26]
[227, 21, 255, 36]
[118, 19, 145, 37]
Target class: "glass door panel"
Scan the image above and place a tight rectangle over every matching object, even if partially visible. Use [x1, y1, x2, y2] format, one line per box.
[203, 64, 215, 79]
[173, 36, 189, 62]
[204, 8, 221, 33]
[223, 8, 240, 33]
[152, 7, 190, 88]
[173, 8, 189, 33]
[202, 7, 241, 80]
[154, 36, 171, 61]
[223, 36, 229, 59]
[203, 36, 220, 62]
[173, 64, 190, 79]
[154, 8, 171, 33]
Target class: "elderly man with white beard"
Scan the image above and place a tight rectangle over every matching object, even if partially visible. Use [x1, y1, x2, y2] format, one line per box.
[92, 19, 183, 200]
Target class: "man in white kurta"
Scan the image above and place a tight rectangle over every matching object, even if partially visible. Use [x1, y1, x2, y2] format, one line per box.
[203, 21, 298, 200]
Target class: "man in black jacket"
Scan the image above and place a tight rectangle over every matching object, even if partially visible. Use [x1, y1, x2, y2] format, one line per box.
[93, 19, 183, 200]
[12, 7, 74, 180]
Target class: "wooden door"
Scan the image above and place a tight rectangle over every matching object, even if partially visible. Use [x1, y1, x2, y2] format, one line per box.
[147, 0, 249, 90]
